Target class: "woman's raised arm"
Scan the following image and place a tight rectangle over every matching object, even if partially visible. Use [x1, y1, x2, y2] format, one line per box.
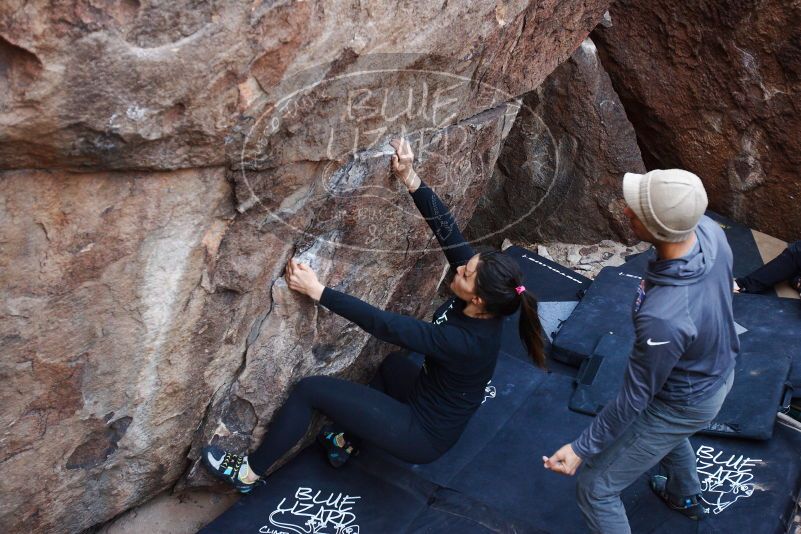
[390, 138, 475, 269]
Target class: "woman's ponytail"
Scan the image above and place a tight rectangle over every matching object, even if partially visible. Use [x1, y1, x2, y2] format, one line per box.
[518, 290, 545, 368]
[475, 251, 546, 368]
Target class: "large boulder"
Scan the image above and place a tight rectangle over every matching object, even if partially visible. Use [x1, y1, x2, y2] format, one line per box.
[0, 1, 610, 533]
[0, 168, 233, 532]
[468, 37, 643, 246]
[1, 0, 605, 172]
[593, 0, 801, 241]
[0, 105, 517, 534]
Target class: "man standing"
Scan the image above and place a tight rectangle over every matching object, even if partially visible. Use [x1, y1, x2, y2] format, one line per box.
[544, 169, 739, 533]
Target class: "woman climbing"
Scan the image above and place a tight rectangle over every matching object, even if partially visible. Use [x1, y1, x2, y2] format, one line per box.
[201, 138, 545, 492]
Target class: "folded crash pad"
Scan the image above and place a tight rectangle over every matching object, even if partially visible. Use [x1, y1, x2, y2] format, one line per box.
[501, 246, 591, 371]
[550, 265, 642, 368]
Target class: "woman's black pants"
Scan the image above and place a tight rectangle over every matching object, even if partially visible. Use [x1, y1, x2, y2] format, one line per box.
[736, 241, 801, 293]
[247, 352, 442, 475]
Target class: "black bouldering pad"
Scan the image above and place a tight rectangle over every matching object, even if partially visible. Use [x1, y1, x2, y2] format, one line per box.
[405, 351, 548, 486]
[199, 446, 431, 534]
[732, 293, 801, 390]
[627, 423, 801, 533]
[403, 487, 542, 533]
[706, 336, 791, 440]
[501, 246, 591, 372]
[201, 364, 801, 534]
[503, 246, 592, 302]
[200, 444, 538, 534]
[446, 373, 595, 532]
[550, 265, 642, 368]
[375, 351, 548, 487]
[565, 294, 796, 440]
[446, 373, 801, 533]
[706, 211, 766, 280]
[200, 352, 550, 534]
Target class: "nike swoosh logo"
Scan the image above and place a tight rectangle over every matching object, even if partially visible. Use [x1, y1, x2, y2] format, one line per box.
[207, 451, 224, 470]
[647, 339, 671, 346]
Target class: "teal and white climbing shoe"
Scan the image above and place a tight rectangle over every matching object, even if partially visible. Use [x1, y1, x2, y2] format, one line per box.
[317, 425, 358, 468]
[201, 445, 261, 493]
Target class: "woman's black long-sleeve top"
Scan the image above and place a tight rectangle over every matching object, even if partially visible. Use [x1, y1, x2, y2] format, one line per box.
[319, 181, 503, 450]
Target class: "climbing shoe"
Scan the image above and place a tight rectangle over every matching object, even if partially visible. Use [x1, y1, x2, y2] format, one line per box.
[201, 445, 261, 493]
[317, 425, 358, 468]
[649, 475, 707, 520]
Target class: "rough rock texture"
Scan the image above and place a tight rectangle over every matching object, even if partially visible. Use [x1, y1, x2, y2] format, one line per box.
[593, 0, 801, 241]
[0, 2, 610, 533]
[1, 0, 605, 172]
[0, 169, 233, 532]
[467, 37, 643, 247]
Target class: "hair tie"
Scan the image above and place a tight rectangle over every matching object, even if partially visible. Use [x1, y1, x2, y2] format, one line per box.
[515, 285, 526, 295]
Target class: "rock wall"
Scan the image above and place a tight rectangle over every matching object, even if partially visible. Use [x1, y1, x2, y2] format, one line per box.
[593, 0, 801, 241]
[0, 1, 609, 533]
[468, 36, 643, 246]
[0, 168, 233, 532]
[1, 0, 605, 172]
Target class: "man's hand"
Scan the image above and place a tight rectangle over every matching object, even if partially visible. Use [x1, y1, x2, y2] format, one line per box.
[285, 259, 325, 301]
[543, 443, 583, 476]
[390, 138, 421, 192]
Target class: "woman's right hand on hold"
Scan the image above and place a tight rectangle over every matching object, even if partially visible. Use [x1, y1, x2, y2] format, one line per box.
[390, 138, 421, 193]
[285, 259, 325, 302]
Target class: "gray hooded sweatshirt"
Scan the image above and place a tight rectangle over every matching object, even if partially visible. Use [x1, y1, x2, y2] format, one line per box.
[572, 216, 739, 459]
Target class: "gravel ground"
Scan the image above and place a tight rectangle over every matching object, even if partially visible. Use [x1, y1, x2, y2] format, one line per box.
[504, 238, 652, 279]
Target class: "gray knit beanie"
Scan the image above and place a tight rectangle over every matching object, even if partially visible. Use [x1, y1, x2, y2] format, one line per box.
[622, 169, 709, 243]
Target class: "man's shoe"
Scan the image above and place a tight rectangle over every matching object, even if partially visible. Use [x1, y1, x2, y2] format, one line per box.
[650, 475, 707, 520]
[201, 445, 261, 493]
[317, 425, 358, 468]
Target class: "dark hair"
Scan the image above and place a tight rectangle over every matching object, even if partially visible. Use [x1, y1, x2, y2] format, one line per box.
[474, 251, 545, 368]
